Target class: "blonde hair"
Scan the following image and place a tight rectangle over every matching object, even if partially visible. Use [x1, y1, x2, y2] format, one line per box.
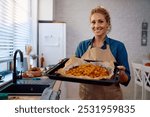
[90, 6, 111, 32]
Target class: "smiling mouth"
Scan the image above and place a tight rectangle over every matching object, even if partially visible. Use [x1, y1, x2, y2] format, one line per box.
[94, 29, 102, 33]
[94, 27, 102, 31]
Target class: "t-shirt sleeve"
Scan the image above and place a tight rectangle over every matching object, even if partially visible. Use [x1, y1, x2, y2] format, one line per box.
[75, 41, 85, 58]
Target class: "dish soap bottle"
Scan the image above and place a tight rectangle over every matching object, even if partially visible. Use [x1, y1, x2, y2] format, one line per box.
[40, 53, 45, 68]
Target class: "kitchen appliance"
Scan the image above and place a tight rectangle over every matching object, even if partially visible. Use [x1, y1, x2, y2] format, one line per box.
[38, 21, 66, 67]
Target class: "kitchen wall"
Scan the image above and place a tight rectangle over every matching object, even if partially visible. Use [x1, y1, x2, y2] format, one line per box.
[54, 0, 150, 99]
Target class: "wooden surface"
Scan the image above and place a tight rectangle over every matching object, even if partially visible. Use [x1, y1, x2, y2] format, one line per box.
[8, 96, 41, 100]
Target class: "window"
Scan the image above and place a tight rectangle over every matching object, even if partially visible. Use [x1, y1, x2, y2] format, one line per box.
[0, 0, 32, 74]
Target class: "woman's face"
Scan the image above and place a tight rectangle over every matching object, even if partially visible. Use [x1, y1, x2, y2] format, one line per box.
[90, 13, 109, 37]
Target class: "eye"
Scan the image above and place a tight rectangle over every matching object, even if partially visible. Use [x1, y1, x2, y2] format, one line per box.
[91, 20, 95, 24]
[98, 20, 104, 23]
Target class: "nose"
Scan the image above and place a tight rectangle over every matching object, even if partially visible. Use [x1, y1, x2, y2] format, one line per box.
[94, 22, 101, 29]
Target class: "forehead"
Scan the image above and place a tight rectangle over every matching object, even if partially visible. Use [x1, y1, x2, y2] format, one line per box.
[90, 13, 105, 21]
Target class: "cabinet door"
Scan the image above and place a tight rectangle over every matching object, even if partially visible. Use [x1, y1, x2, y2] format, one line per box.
[39, 23, 66, 66]
[38, 0, 54, 20]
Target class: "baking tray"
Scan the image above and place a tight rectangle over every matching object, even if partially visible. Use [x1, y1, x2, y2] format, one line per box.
[46, 58, 120, 85]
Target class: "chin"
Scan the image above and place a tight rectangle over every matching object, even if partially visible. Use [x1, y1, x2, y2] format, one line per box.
[94, 33, 102, 36]
[94, 32, 106, 37]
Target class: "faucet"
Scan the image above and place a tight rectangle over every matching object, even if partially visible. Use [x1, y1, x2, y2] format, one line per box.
[13, 49, 23, 83]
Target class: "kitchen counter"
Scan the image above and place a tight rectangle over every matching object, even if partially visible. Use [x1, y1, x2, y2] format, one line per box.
[0, 74, 12, 87]
[0, 75, 62, 100]
[8, 96, 41, 100]
[7, 81, 62, 100]
[8, 81, 62, 100]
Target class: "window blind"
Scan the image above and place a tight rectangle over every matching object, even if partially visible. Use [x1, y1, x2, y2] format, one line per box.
[0, 0, 14, 62]
[0, 0, 32, 63]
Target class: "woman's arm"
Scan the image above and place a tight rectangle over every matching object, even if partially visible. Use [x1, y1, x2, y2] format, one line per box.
[116, 43, 131, 86]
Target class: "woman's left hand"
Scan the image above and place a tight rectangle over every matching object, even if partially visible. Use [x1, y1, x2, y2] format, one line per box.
[117, 66, 128, 83]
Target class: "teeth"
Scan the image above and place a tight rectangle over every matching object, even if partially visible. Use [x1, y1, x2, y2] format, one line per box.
[95, 30, 101, 32]
[95, 29, 101, 31]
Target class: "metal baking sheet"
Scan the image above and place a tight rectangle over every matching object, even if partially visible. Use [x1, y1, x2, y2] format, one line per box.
[46, 58, 119, 85]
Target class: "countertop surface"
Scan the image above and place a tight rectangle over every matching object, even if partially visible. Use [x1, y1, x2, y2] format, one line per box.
[0, 75, 62, 100]
[0, 74, 12, 87]
[7, 81, 62, 100]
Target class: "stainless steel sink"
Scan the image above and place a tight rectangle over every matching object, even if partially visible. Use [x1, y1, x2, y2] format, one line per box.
[0, 83, 49, 96]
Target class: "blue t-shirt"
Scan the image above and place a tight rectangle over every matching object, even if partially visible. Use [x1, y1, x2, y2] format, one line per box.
[75, 36, 131, 86]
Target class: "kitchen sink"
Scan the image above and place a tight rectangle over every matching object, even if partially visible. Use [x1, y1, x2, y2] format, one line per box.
[0, 83, 50, 96]
[17, 78, 55, 87]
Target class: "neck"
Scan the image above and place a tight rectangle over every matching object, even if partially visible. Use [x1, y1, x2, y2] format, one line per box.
[95, 34, 106, 42]
[93, 35, 106, 47]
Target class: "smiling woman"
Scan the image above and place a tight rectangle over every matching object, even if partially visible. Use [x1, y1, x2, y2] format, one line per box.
[75, 6, 130, 100]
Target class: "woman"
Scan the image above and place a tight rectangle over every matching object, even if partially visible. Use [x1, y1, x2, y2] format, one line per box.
[75, 6, 131, 99]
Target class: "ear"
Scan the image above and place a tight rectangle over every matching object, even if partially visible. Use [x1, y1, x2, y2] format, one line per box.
[107, 24, 111, 33]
